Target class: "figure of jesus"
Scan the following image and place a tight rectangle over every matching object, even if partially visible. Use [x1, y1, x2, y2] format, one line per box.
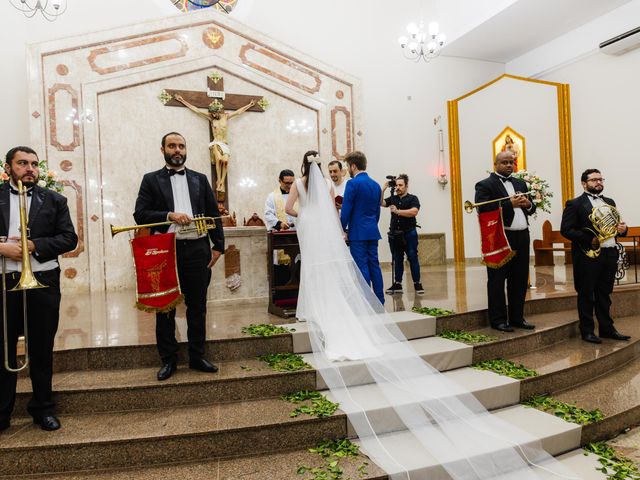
[174, 94, 255, 200]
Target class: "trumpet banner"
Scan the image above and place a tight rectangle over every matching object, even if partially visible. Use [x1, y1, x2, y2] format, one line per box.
[478, 208, 515, 268]
[131, 233, 184, 312]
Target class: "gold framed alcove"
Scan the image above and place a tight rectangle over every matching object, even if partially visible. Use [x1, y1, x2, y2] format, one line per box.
[447, 74, 574, 263]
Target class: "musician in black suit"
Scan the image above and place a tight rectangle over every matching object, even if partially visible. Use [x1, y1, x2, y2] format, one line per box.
[560, 168, 630, 344]
[474, 151, 536, 332]
[0, 146, 77, 432]
[134, 132, 224, 381]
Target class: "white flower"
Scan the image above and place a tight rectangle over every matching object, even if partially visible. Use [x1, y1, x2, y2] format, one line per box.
[38, 180, 47, 188]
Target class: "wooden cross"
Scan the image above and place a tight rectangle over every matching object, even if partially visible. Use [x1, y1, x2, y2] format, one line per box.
[159, 71, 266, 211]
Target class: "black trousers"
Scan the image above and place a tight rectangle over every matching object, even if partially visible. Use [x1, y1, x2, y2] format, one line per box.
[572, 247, 617, 337]
[0, 268, 61, 422]
[156, 238, 212, 364]
[486, 229, 529, 327]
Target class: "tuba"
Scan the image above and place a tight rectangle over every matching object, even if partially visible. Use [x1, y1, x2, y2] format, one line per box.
[582, 204, 621, 258]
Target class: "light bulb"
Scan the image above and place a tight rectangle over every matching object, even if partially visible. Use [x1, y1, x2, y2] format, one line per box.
[436, 33, 447, 45]
[427, 41, 437, 53]
[406, 23, 419, 35]
[398, 36, 408, 46]
[52, 0, 62, 8]
[428, 22, 439, 37]
[408, 42, 419, 53]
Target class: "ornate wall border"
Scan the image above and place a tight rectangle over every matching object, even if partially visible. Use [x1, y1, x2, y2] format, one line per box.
[447, 73, 574, 263]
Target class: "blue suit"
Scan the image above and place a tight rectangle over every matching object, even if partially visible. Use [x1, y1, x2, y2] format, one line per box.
[340, 172, 384, 304]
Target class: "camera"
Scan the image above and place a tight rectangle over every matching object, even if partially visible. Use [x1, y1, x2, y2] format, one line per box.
[386, 175, 397, 188]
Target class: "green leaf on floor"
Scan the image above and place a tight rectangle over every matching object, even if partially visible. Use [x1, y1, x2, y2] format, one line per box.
[438, 330, 498, 344]
[281, 390, 340, 418]
[472, 358, 538, 379]
[412, 306, 455, 316]
[257, 352, 312, 372]
[297, 438, 368, 480]
[523, 395, 604, 425]
[241, 323, 294, 336]
[584, 442, 640, 479]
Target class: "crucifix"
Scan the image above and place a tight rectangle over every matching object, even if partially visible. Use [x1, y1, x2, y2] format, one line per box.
[159, 72, 266, 210]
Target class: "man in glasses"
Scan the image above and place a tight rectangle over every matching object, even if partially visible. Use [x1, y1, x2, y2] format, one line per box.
[561, 169, 630, 344]
[265, 169, 296, 232]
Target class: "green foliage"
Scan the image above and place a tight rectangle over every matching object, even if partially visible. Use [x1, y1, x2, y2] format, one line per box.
[297, 438, 368, 480]
[472, 358, 538, 379]
[523, 396, 604, 425]
[412, 306, 455, 316]
[585, 442, 640, 479]
[257, 352, 312, 372]
[241, 323, 294, 336]
[438, 330, 497, 344]
[282, 390, 340, 418]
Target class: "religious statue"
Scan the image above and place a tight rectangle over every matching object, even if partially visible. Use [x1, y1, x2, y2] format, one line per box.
[174, 93, 256, 200]
[501, 134, 521, 160]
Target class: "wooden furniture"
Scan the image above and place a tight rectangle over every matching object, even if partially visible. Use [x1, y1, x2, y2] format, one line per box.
[267, 231, 300, 318]
[532, 220, 572, 266]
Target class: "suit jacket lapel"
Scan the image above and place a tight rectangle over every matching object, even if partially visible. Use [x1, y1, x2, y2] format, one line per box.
[491, 173, 509, 197]
[0, 184, 9, 236]
[157, 169, 174, 212]
[28, 186, 45, 225]
[186, 170, 200, 215]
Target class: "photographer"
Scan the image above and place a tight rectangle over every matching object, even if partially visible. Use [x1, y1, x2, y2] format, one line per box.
[381, 174, 423, 294]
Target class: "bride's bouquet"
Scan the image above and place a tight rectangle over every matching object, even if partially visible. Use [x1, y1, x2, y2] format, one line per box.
[510, 170, 553, 218]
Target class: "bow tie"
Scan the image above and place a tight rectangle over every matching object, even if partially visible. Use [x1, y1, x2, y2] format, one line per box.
[9, 187, 33, 197]
[499, 176, 512, 183]
[588, 193, 602, 199]
[168, 169, 186, 176]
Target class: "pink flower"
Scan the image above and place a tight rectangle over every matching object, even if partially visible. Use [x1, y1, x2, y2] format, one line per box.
[524, 175, 531, 181]
[0, 173, 9, 181]
[536, 193, 542, 200]
[47, 170, 57, 178]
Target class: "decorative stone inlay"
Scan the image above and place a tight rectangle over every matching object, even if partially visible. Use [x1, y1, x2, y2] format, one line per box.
[239, 43, 322, 94]
[56, 64, 69, 76]
[322, 128, 328, 134]
[336, 90, 344, 99]
[60, 160, 73, 172]
[48, 83, 80, 152]
[91, 215, 99, 222]
[331, 106, 352, 160]
[61, 180, 84, 258]
[202, 27, 224, 49]
[32, 111, 41, 119]
[64, 268, 77, 279]
[357, 130, 363, 137]
[87, 33, 188, 75]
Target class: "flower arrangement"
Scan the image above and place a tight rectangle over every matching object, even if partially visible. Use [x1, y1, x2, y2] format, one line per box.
[510, 170, 553, 217]
[0, 160, 64, 193]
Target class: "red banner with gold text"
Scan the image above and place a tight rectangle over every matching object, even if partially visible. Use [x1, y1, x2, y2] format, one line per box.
[478, 208, 515, 269]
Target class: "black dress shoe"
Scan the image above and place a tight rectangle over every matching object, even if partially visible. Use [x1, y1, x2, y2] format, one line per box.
[189, 358, 219, 373]
[33, 415, 61, 431]
[601, 331, 631, 341]
[157, 362, 177, 381]
[492, 323, 514, 332]
[582, 334, 602, 344]
[0, 418, 9, 432]
[511, 319, 536, 330]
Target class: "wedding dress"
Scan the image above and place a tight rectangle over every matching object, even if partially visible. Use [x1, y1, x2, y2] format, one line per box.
[294, 163, 579, 480]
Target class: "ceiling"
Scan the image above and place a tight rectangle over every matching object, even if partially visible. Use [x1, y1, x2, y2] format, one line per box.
[442, 0, 633, 63]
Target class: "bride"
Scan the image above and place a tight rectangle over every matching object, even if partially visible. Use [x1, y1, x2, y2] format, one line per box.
[285, 152, 578, 480]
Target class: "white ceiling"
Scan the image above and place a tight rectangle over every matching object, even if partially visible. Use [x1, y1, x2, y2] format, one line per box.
[442, 0, 633, 63]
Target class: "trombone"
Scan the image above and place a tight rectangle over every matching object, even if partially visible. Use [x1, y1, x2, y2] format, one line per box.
[110, 215, 229, 237]
[2, 180, 47, 374]
[463, 191, 535, 213]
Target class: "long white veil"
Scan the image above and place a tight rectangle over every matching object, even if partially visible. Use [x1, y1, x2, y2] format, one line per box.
[296, 162, 579, 480]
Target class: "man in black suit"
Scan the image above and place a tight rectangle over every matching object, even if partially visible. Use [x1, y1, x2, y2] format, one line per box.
[475, 151, 536, 332]
[0, 146, 77, 432]
[560, 168, 630, 344]
[134, 132, 224, 381]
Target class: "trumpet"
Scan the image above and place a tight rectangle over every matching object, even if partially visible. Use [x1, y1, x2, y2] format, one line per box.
[464, 191, 534, 213]
[3, 180, 47, 374]
[110, 215, 229, 237]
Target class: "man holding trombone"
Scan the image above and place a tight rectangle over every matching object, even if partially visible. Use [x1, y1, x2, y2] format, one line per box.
[134, 132, 224, 381]
[0, 146, 77, 432]
[474, 150, 536, 332]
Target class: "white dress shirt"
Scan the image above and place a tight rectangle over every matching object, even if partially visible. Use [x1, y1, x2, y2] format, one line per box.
[497, 175, 528, 231]
[166, 169, 204, 240]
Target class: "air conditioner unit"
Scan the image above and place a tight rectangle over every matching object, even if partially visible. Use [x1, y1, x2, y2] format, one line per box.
[600, 26, 640, 55]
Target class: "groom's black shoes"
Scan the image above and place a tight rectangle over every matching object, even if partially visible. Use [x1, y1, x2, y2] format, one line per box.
[189, 358, 219, 373]
[386, 283, 403, 294]
[157, 362, 177, 381]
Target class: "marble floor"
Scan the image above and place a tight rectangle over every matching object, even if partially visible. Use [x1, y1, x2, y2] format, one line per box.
[49, 262, 640, 352]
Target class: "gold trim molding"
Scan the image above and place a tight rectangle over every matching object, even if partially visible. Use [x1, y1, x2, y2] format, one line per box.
[447, 74, 574, 263]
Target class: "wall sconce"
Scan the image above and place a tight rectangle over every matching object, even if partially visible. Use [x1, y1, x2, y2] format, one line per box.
[434, 116, 448, 189]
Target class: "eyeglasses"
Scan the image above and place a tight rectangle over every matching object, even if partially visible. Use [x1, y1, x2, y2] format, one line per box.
[586, 178, 605, 183]
[282, 181, 294, 186]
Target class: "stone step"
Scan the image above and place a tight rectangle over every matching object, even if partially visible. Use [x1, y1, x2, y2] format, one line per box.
[553, 355, 640, 445]
[509, 314, 640, 400]
[290, 310, 436, 353]
[539, 449, 607, 480]
[325, 367, 520, 436]
[15, 358, 316, 415]
[357, 404, 582, 480]
[304, 336, 473, 390]
[5, 448, 387, 480]
[0, 398, 346, 476]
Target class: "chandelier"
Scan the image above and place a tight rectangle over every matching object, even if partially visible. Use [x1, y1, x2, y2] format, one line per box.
[398, 21, 446, 62]
[8, 0, 66, 21]
[171, 0, 231, 13]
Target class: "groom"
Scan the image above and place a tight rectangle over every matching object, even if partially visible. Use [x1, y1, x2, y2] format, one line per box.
[340, 151, 385, 304]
